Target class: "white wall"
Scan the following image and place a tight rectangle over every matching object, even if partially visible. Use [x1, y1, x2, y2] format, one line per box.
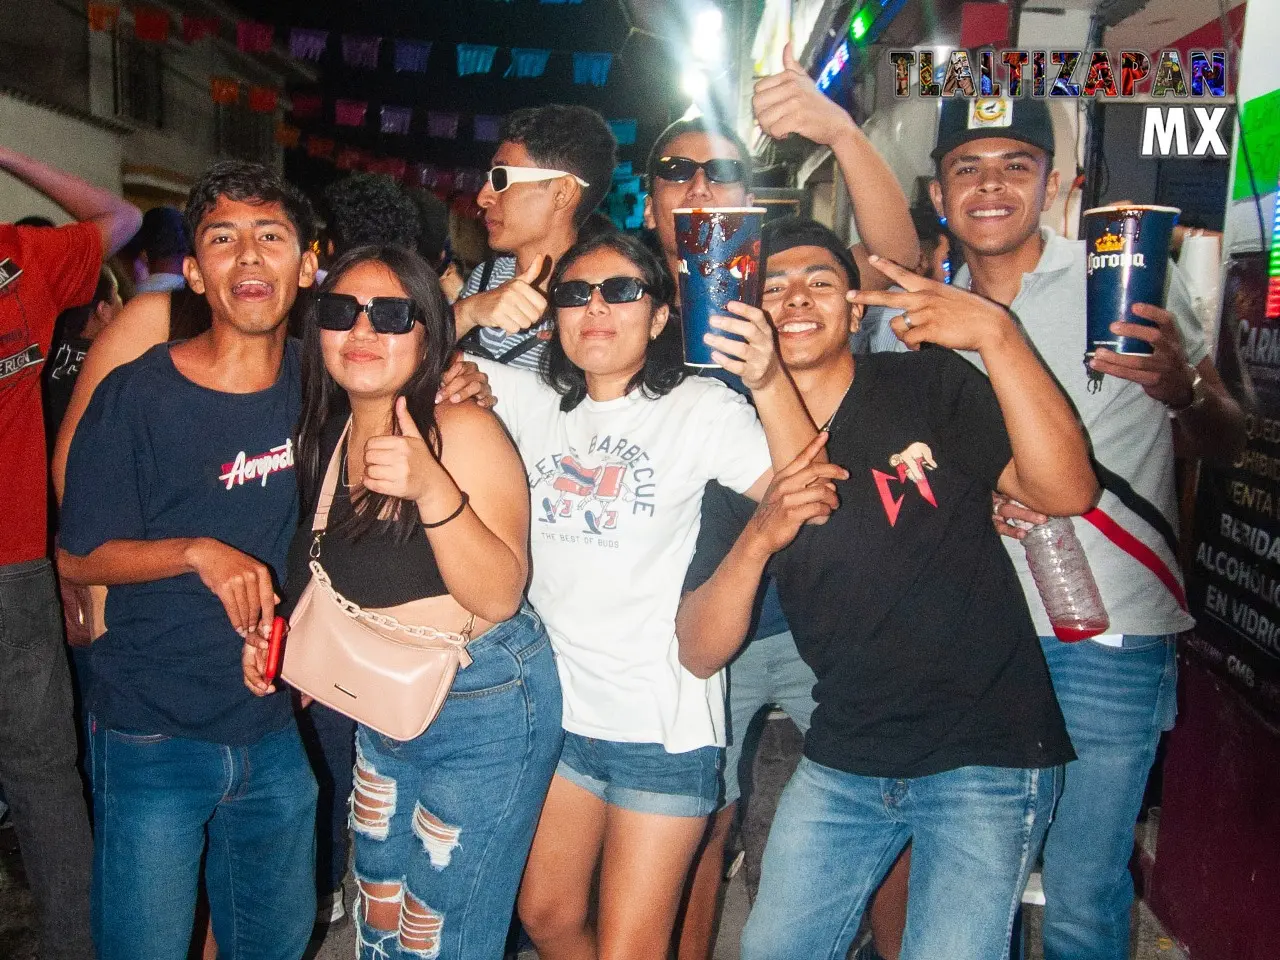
[0, 93, 126, 223]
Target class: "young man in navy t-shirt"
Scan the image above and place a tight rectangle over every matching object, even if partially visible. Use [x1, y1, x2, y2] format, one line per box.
[60, 161, 320, 960]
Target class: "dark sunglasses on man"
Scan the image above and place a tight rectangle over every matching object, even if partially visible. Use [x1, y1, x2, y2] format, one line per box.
[653, 156, 746, 185]
[315, 293, 420, 335]
[551, 276, 651, 308]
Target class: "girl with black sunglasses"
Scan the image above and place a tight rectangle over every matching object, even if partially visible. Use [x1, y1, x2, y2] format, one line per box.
[244, 245, 563, 960]
[467, 232, 821, 959]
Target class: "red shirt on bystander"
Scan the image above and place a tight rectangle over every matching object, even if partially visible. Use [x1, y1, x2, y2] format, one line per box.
[0, 222, 101, 565]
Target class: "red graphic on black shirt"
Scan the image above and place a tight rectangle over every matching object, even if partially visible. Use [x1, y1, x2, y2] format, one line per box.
[872, 442, 938, 527]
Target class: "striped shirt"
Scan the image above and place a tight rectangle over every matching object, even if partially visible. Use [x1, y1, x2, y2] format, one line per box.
[458, 256, 551, 371]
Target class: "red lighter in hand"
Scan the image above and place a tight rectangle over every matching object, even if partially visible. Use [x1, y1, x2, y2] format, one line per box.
[264, 616, 286, 685]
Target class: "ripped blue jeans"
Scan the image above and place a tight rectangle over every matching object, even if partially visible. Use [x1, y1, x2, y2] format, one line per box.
[351, 606, 562, 959]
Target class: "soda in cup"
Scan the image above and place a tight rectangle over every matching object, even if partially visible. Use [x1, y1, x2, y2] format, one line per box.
[673, 207, 766, 368]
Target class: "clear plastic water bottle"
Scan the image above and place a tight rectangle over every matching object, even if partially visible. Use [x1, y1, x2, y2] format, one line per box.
[1022, 517, 1110, 642]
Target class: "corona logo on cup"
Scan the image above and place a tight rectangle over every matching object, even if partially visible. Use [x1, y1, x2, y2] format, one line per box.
[1094, 232, 1125, 254]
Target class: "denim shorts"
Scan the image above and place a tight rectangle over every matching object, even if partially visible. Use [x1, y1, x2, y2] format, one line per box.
[556, 732, 721, 818]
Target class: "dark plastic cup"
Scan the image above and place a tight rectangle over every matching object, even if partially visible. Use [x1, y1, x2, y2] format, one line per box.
[674, 207, 766, 368]
[1083, 204, 1180, 357]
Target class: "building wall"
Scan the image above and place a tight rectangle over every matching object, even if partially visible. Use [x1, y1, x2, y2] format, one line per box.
[1, 0, 285, 215]
[0, 0, 92, 115]
[0, 93, 124, 222]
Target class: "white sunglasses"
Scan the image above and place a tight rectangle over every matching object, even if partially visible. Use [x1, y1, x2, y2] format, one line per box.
[487, 165, 590, 192]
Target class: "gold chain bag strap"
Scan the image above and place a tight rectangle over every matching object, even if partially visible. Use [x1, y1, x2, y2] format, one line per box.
[280, 420, 474, 741]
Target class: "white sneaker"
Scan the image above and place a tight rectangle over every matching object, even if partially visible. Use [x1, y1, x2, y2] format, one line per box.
[1022, 871, 1046, 906]
[317, 891, 346, 925]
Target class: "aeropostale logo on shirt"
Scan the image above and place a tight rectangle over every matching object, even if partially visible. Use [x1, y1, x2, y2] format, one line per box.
[872, 442, 939, 527]
[219, 439, 295, 490]
[529, 433, 657, 546]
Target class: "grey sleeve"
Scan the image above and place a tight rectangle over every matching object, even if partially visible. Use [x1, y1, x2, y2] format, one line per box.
[865, 305, 911, 355]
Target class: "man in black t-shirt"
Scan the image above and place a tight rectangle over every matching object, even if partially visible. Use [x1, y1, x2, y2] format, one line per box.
[676, 217, 1097, 959]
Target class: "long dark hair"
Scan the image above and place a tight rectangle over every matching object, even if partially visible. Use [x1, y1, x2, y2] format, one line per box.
[296, 244, 455, 542]
[541, 232, 686, 412]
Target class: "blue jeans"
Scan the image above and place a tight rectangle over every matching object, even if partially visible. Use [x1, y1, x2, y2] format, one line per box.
[743, 758, 1060, 960]
[89, 719, 318, 960]
[1038, 634, 1177, 960]
[351, 607, 562, 960]
[723, 629, 816, 808]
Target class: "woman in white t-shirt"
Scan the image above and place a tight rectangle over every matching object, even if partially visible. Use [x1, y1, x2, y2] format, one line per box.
[473, 232, 820, 957]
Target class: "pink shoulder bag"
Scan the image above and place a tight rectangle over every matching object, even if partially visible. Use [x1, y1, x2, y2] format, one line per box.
[280, 421, 473, 741]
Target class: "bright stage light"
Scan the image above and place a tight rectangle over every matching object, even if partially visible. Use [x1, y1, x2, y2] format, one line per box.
[682, 65, 710, 100]
[693, 8, 725, 64]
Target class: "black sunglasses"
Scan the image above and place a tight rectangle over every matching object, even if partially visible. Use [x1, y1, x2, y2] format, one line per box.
[315, 293, 419, 335]
[551, 276, 651, 308]
[654, 156, 746, 185]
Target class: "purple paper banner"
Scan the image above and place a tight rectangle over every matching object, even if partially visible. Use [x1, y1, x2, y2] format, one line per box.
[455, 169, 488, 193]
[342, 34, 382, 70]
[393, 39, 432, 73]
[381, 105, 413, 135]
[288, 28, 328, 62]
[472, 114, 502, 142]
[426, 111, 460, 139]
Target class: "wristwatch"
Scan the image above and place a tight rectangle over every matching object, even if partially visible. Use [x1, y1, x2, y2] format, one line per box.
[1167, 366, 1206, 418]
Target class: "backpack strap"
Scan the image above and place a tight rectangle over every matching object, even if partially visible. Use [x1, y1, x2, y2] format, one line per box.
[496, 333, 543, 365]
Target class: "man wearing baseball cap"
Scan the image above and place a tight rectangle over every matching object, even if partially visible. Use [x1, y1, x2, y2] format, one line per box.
[892, 96, 1244, 960]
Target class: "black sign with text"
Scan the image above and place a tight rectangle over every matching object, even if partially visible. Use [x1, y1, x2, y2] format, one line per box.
[1186, 252, 1280, 726]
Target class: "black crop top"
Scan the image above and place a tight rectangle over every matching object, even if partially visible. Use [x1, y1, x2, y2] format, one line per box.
[279, 416, 448, 616]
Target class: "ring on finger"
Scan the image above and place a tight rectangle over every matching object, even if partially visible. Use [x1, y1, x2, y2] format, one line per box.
[902, 313, 913, 331]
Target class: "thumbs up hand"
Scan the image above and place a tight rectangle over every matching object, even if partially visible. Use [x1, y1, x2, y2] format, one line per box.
[454, 255, 551, 337]
[752, 41, 856, 147]
[363, 396, 451, 509]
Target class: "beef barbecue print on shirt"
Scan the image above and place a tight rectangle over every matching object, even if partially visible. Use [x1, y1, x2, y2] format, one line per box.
[530, 432, 657, 544]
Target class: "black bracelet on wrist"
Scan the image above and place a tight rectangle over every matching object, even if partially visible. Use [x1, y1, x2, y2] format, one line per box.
[422, 491, 470, 528]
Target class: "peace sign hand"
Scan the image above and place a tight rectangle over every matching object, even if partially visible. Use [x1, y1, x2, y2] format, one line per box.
[743, 433, 849, 560]
[848, 255, 1018, 355]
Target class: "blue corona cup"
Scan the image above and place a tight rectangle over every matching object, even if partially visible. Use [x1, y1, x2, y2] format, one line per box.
[1083, 203, 1180, 359]
[674, 207, 766, 368]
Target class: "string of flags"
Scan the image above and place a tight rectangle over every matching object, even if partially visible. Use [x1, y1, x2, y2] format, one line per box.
[84, 2, 635, 203]
[84, 6, 619, 87]
[279, 94, 639, 151]
[277, 127, 494, 196]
